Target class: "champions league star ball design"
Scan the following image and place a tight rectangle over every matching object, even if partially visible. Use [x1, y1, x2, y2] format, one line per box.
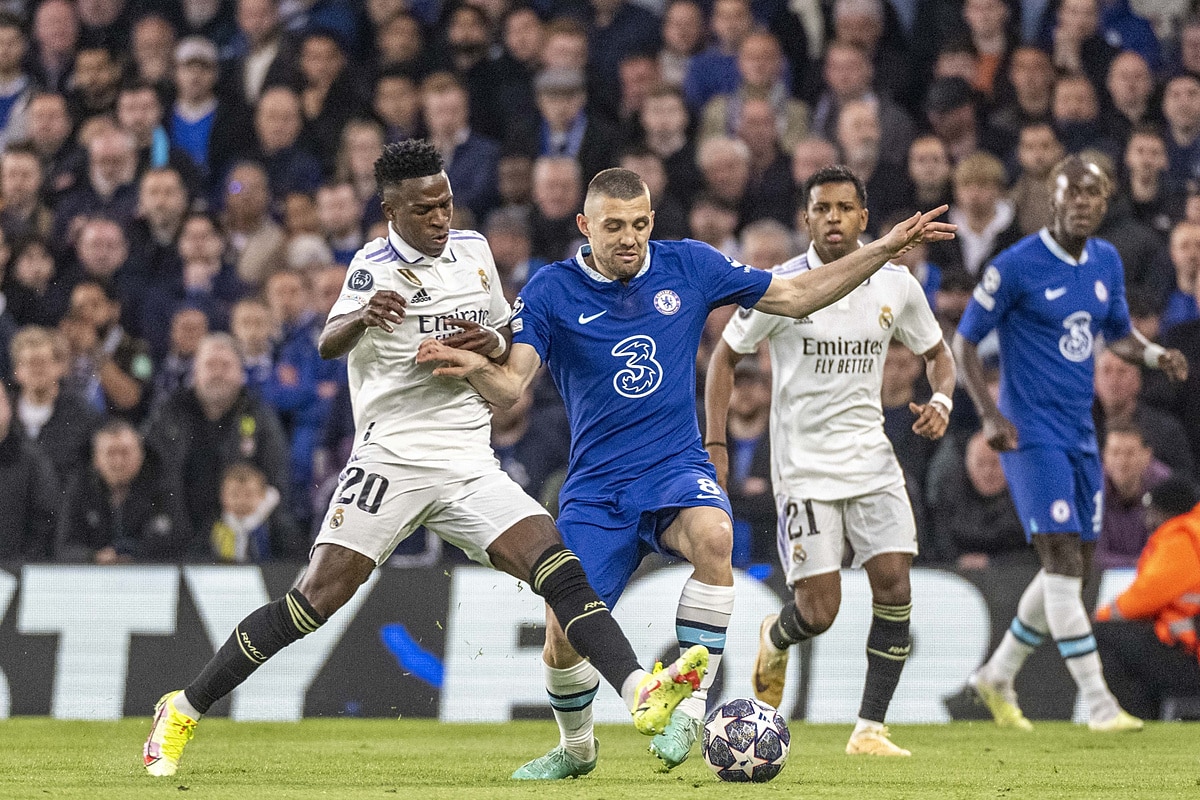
[702, 698, 790, 782]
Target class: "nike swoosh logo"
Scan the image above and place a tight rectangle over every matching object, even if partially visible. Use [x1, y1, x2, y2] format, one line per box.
[1044, 287, 1068, 300]
[698, 633, 724, 643]
[696, 493, 722, 500]
[578, 310, 608, 324]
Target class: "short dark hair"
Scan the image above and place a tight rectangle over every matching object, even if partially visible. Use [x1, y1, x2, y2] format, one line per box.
[0, 11, 22, 32]
[96, 418, 139, 442]
[374, 139, 443, 194]
[1148, 476, 1200, 518]
[802, 165, 867, 207]
[587, 167, 647, 202]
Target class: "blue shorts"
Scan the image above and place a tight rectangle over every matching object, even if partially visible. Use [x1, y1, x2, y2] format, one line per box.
[999, 445, 1103, 542]
[557, 461, 733, 607]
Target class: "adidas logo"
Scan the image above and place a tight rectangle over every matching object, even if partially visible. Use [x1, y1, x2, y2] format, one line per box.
[410, 288, 432, 304]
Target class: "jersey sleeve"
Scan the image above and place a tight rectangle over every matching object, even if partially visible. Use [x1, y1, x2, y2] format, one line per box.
[722, 305, 785, 354]
[1100, 248, 1132, 342]
[892, 271, 945, 355]
[957, 256, 1019, 344]
[328, 249, 391, 320]
[510, 271, 552, 363]
[687, 240, 774, 309]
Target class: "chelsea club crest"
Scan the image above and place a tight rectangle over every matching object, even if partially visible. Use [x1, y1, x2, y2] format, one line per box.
[654, 289, 681, 315]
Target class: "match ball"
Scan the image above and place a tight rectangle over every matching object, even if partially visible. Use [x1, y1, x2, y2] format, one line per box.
[701, 697, 790, 782]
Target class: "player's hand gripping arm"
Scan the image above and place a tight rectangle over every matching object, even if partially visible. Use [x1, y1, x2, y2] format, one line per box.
[1106, 329, 1189, 382]
[910, 339, 956, 440]
[951, 332, 1018, 451]
[438, 318, 513, 364]
[318, 290, 407, 359]
[415, 338, 540, 408]
[752, 206, 955, 319]
[703, 340, 748, 488]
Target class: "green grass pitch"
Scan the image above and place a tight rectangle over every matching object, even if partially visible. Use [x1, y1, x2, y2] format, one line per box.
[0, 718, 1197, 800]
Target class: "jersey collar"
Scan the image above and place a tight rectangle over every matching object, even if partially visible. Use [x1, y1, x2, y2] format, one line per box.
[573, 243, 652, 283]
[1038, 227, 1089, 266]
[388, 222, 457, 266]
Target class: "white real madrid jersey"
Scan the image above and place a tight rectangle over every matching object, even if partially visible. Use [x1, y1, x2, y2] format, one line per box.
[328, 227, 511, 463]
[721, 244, 944, 500]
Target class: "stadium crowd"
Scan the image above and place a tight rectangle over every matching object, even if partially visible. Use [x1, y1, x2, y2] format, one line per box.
[0, 0, 1195, 575]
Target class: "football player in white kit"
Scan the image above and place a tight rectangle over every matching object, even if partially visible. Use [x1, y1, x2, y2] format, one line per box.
[143, 141, 707, 778]
[705, 166, 957, 757]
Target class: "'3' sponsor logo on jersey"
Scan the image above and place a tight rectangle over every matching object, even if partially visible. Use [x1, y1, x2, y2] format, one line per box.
[1059, 311, 1093, 362]
[611, 334, 662, 398]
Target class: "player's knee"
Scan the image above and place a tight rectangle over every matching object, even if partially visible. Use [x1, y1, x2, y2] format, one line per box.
[871, 578, 911, 607]
[295, 566, 371, 618]
[794, 593, 838, 633]
[686, 521, 734, 571]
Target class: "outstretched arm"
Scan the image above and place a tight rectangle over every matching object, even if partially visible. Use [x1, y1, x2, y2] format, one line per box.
[753, 207, 955, 319]
[1106, 329, 1188, 382]
[415, 339, 542, 408]
[703, 340, 749, 488]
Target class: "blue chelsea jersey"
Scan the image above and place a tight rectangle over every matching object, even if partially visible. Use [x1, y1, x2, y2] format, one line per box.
[957, 229, 1131, 452]
[512, 239, 773, 499]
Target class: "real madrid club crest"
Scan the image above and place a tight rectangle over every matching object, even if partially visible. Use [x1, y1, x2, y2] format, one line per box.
[479, 268, 490, 293]
[330, 507, 345, 529]
[878, 305, 894, 329]
[792, 542, 807, 564]
[654, 289, 681, 315]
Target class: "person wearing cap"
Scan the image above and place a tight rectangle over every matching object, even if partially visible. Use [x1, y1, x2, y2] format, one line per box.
[169, 36, 250, 184]
[924, 75, 1013, 164]
[524, 66, 619, 182]
[1094, 476, 1200, 720]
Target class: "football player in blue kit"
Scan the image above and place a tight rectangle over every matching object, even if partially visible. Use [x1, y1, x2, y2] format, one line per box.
[954, 155, 1188, 732]
[419, 167, 955, 778]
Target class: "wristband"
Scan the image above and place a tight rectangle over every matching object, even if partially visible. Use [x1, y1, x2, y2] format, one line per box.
[486, 327, 507, 360]
[1143, 343, 1166, 369]
[929, 391, 953, 416]
[704, 441, 728, 448]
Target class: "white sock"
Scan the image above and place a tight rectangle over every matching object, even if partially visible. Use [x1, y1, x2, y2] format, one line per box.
[853, 717, 883, 735]
[674, 579, 735, 721]
[620, 668, 650, 711]
[1042, 572, 1120, 723]
[985, 571, 1049, 685]
[545, 660, 599, 759]
[175, 691, 202, 720]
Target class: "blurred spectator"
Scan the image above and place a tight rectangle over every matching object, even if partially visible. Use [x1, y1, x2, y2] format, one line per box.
[0, 12, 32, 150]
[335, 118, 385, 224]
[529, 155, 583, 263]
[72, 218, 131, 313]
[171, 36, 251, 186]
[1052, 72, 1117, 159]
[60, 279, 153, 421]
[1094, 476, 1200, 721]
[144, 332, 290, 541]
[926, 430, 1028, 568]
[311, 264, 346, 319]
[130, 14, 176, 94]
[152, 307, 208, 412]
[585, 0, 661, 111]
[697, 136, 751, 222]
[373, 68, 421, 143]
[736, 96, 795, 226]
[1162, 220, 1200, 332]
[961, 0, 1013, 99]
[0, 384, 57, 561]
[25, 92, 80, 200]
[298, 30, 367, 175]
[491, 383, 570, 504]
[658, 0, 705, 89]
[1010, 122, 1064, 235]
[66, 45, 121, 120]
[443, 4, 506, 140]
[31, 0, 79, 94]
[248, 86, 322, 199]
[1048, 0, 1118, 92]
[683, 0, 753, 111]
[882, 340, 938, 539]
[0, 143, 53, 243]
[620, 148, 688, 240]
[990, 46, 1054, 139]
[831, 0, 910, 103]
[1162, 74, 1200, 187]
[494, 7, 541, 126]
[523, 66, 619, 182]
[224, 0, 300, 107]
[117, 82, 201, 195]
[222, 162, 286, 287]
[496, 151, 535, 214]
[7, 236, 70, 327]
[1123, 126, 1183, 241]
[722, 356, 771, 498]
[699, 32, 807, 153]
[929, 151, 1021, 278]
[58, 420, 190, 563]
[210, 461, 301, 562]
[836, 98, 911, 236]
[126, 168, 189, 287]
[812, 41, 914, 167]
[422, 72, 500, 220]
[1094, 347, 1193, 476]
[907, 134, 953, 211]
[1105, 51, 1156, 145]
[616, 52, 660, 131]
[231, 296, 275, 392]
[53, 127, 139, 241]
[77, 0, 129, 49]
[315, 182, 365, 265]
[688, 191, 739, 252]
[792, 136, 838, 188]
[11, 325, 102, 491]
[639, 85, 701, 202]
[926, 75, 1012, 164]
[541, 18, 588, 74]
[1098, 421, 1170, 570]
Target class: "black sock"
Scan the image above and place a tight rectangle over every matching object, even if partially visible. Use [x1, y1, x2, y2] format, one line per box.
[859, 601, 912, 723]
[771, 601, 822, 649]
[184, 588, 326, 714]
[530, 544, 642, 693]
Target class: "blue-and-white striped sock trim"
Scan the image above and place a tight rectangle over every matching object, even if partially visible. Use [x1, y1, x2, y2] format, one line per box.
[1010, 617, 1047, 648]
[547, 685, 598, 712]
[676, 621, 726, 655]
[1055, 633, 1097, 659]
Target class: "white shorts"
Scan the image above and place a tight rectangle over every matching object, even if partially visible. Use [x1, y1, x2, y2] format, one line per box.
[774, 481, 918, 585]
[313, 445, 551, 566]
